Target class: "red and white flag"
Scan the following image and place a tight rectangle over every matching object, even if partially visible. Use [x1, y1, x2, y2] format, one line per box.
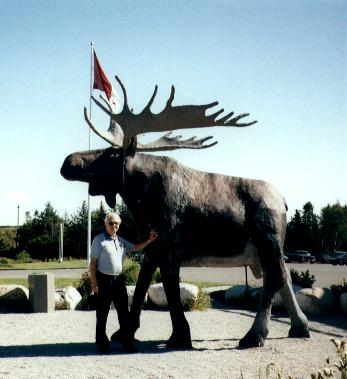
[93, 51, 120, 111]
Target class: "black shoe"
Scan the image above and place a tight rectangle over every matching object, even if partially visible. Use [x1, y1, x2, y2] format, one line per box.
[122, 342, 138, 353]
[96, 338, 110, 354]
[110, 329, 122, 341]
[96, 342, 110, 354]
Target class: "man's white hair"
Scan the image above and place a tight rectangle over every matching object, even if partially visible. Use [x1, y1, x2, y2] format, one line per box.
[104, 212, 122, 224]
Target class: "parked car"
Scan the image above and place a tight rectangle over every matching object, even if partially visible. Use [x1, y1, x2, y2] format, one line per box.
[314, 253, 332, 263]
[285, 250, 315, 263]
[329, 252, 347, 265]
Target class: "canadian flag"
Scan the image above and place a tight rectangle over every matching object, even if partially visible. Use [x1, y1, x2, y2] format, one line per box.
[93, 51, 120, 111]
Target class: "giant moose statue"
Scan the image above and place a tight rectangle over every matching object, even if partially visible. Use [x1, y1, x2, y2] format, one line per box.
[61, 76, 310, 349]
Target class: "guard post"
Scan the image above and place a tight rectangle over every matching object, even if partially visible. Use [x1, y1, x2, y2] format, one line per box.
[28, 272, 55, 313]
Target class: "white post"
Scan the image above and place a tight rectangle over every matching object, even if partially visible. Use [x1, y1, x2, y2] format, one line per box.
[59, 223, 64, 262]
[87, 41, 94, 263]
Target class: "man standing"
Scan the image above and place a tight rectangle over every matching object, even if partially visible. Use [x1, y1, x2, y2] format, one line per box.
[90, 212, 158, 353]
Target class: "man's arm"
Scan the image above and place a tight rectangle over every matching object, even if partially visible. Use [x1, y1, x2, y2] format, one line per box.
[89, 256, 98, 295]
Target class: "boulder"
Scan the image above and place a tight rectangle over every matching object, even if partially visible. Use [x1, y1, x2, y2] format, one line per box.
[273, 284, 302, 308]
[225, 285, 252, 303]
[54, 290, 66, 310]
[148, 283, 198, 308]
[54, 286, 82, 310]
[0, 284, 30, 312]
[340, 292, 347, 314]
[126, 285, 147, 307]
[202, 286, 230, 295]
[295, 287, 336, 315]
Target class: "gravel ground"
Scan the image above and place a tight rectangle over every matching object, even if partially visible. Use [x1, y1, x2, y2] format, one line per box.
[0, 307, 346, 379]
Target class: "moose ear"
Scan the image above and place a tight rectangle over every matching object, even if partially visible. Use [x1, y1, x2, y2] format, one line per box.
[126, 137, 137, 157]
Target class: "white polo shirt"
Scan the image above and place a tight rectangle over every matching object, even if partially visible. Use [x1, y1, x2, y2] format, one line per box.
[91, 232, 134, 275]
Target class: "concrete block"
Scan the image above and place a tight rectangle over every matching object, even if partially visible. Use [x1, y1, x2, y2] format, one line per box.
[28, 272, 55, 313]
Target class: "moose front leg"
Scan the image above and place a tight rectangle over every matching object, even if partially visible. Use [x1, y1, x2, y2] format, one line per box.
[112, 256, 157, 344]
[129, 256, 157, 336]
[161, 266, 192, 350]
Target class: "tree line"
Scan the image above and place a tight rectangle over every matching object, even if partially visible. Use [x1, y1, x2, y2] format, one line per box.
[0, 200, 346, 260]
[285, 201, 347, 253]
[0, 200, 139, 261]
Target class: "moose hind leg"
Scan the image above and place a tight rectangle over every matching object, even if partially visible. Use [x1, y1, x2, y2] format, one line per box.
[239, 231, 286, 348]
[238, 279, 276, 348]
[279, 269, 310, 338]
[161, 268, 192, 349]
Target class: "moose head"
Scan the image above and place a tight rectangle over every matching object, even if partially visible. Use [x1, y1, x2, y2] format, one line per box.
[61, 76, 256, 208]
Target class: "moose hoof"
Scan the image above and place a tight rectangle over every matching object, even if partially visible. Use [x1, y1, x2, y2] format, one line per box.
[288, 325, 310, 339]
[166, 334, 192, 350]
[238, 332, 266, 349]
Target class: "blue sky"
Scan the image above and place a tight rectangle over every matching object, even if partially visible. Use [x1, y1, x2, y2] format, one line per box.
[0, 0, 346, 225]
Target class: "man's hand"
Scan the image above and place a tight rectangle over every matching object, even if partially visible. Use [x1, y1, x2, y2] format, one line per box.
[148, 229, 158, 243]
[92, 283, 98, 295]
[133, 229, 159, 252]
[90, 257, 98, 295]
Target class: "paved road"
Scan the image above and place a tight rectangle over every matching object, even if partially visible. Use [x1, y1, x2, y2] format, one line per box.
[0, 263, 346, 287]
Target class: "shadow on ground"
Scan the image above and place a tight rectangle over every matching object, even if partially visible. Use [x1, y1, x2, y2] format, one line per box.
[210, 289, 347, 334]
[0, 337, 243, 358]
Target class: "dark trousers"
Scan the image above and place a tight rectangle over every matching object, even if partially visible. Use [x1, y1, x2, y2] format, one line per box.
[96, 271, 130, 343]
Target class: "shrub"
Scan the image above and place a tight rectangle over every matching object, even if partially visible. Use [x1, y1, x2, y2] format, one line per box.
[73, 271, 92, 310]
[124, 261, 162, 285]
[331, 280, 347, 310]
[330, 280, 347, 299]
[182, 287, 211, 311]
[0, 257, 10, 266]
[15, 250, 33, 263]
[311, 338, 347, 379]
[290, 268, 316, 288]
[152, 268, 162, 284]
[123, 261, 141, 285]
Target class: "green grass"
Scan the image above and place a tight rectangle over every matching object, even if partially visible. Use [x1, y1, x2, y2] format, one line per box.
[0, 259, 88, 270]
[0, 277, 77, 288]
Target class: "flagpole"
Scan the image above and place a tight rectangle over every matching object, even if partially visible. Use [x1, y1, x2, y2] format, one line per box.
[87, 41, 94, 263]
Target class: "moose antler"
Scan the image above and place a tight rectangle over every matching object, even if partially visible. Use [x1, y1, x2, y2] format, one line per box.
[137, 132, 217, 152]
[89, 76, 257, 149]
[84, 95, 217, 150]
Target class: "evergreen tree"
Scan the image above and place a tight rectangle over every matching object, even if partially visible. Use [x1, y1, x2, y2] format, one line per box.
[92, 201, 107, 236]
[64, 201, 88, 258]
[285, 209, 304, 250]
[320, 202, 347, 252]
[301, 202, 319, 252]
[17, 202, 62, 260]
[285, 203, 319, 252]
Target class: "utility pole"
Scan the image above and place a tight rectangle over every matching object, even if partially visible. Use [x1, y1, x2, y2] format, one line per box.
[15, 205, 19, 250]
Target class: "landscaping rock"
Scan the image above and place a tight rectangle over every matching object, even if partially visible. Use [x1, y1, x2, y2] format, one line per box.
[54, 286, 82, 310]
[273, 284, 302, 308]
[54, 290, 66, 310]
[0, 284, 30, 312]
[295, 287, 336, 315]
[340, 292, 347, 314]
[225, 285, 252, 303]
[148, 283, 198, 308]
[202, 286, 231, 295]
[127, 285, 147, 307]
